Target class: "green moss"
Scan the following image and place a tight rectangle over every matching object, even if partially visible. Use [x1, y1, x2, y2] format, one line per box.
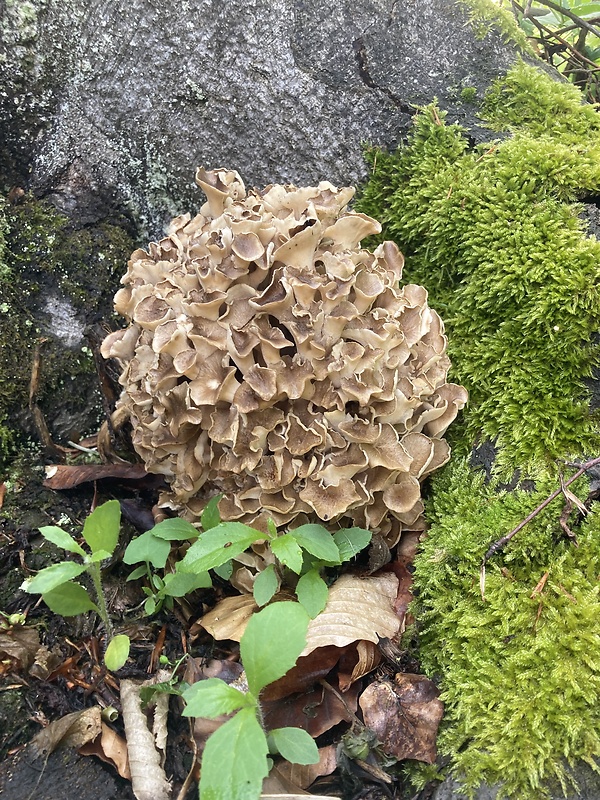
[460, 86, 478, 103]
[413, 459, 600, 798]
[356, 61, 600, 473]
[457, 0, 533, 51]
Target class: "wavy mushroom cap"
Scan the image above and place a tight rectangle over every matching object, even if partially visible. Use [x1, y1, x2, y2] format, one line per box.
[102, 169, 467, 545]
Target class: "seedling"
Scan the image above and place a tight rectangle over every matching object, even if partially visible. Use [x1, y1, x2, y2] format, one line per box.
[179, 516, 372, 617]
[181, 601, 319, 800]
[22, 500, 130, 670]
[123, 517, 210, 614]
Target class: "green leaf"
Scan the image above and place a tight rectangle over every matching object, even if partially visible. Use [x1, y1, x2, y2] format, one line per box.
[42, 582, 98, 616]
[182, 678, 253, 718]
[295, 569, 329, 618]
[289, 524, 341, 563]
[270, 534, 304, 574]
[252, 564, 279, 607]
[199, 707, 268, 800]
[213, 560, 233, 580]
[82, 500, 121, 555]
[201, 496, 222, 531]
[333, 527, 372, 562]
[123, 530, 171, 568]
[179, 523, 263, 574]
[126, 565, 147, 581]
[144, 597, 157, 615]
[149, 518, 199, 541]
[87, 549, 113, 563]
[25, 561, 88, 594]
[162, 570, 211, 597]
[140, 681, 182, 705]
[240, 602, 309, 696]
[38, 526, 86, 557]
[104, 635, 130, 671]
[267, 727, 319, 765]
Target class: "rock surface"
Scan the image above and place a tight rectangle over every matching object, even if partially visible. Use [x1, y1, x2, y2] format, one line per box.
[2, 0, 524, 237]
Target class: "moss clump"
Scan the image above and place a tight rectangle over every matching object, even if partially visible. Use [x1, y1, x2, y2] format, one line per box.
[413, 459, 600, 798]
[356, 61, 600, 473]
[457, 0, 533, 51]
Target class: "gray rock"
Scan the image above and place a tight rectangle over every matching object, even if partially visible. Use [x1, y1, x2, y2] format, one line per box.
[2, 0, 525, 237]
[432, 760, 600, 800]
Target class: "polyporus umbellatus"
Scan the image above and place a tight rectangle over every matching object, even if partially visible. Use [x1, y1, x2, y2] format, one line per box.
[102, 169, 467, 546]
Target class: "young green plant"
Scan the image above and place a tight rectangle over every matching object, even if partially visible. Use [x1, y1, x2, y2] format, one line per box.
[181, 601, 318, 800]
[178, 518, 372, 618]
[22, 500, 130, 670]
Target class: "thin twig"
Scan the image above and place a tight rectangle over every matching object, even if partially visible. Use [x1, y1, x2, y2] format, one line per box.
[527, 0, 600, 40]
[482, 456, 600, 565]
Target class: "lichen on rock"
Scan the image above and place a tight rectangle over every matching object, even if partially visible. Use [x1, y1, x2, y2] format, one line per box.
[102, 169, 466, 541]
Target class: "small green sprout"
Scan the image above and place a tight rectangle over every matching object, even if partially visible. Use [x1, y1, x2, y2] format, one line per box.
[181, 602, 318, 800]
[22, 500, 129, 671]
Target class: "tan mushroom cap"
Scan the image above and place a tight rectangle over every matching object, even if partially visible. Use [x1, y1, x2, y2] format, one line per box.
[103, 169, 467, 543]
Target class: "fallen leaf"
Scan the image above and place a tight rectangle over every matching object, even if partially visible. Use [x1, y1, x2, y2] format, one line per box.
[274, 744, 338, 790]
[338, 640, 380, 691]
[79, 722, 131, 779]
[262, 646, 341, 701]
[43, 463, 149, 490]
[32, 707, 102, 756]
[263, 680, 359, 738]
[200, 593, 258, 641]
[183, 657, 244, 686]
[302, 573, 400, 656]
[0, 626, 40, 671]
[358, 673, 443, 763]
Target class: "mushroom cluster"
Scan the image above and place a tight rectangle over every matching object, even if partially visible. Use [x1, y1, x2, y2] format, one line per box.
[102, 169, 467, 545]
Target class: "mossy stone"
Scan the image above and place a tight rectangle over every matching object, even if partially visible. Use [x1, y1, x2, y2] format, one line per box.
[356, 59, 600, 474]
[0, 195, 134, 465]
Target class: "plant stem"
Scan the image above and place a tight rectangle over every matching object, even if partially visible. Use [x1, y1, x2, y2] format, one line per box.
[89, 562, 113, 640]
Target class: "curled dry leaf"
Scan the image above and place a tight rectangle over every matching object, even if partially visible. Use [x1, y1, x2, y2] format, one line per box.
[78, 721, 131, 780]
[43, 463, 149, 490]
[358, 673, 443, 763]
[121, 675, 171, 800]
[0, 625, 40, 672]
[200, 593, 258, 641]
[302, 573, 400, 656]
[274, 744, 338, 790]
[338, 640, 380, 692]
[32, 707, 102, 756]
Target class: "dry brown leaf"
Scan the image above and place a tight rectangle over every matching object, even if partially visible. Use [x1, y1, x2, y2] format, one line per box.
[200, 593, 258, 641]
[263, 680, 359, 738]
[358, 673, 443, 763]
[0, 625, 40, 671]
[302, 573, 400, 656]
[338, 640, 380, 691]
[43, 463, 149, 489]
[32, 707, 102, 756]
[275, 745, 338, 790]
[78, 721, 131, 779]
[183, 657, 244, 686]
[262, 646, 341, 701]
[0, 482, 5, 509]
